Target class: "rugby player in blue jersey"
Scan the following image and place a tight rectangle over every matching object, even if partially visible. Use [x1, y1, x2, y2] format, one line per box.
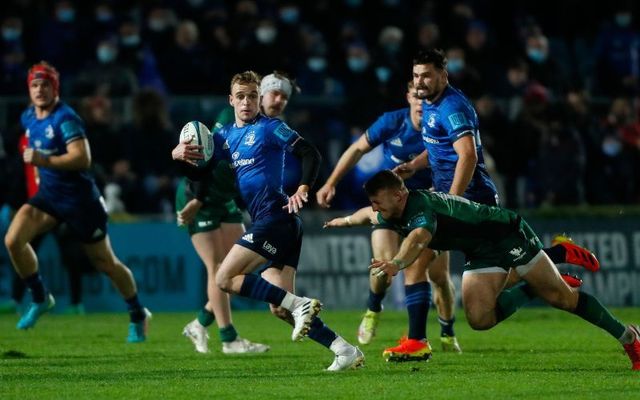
[3, 62, 150, 342]
[173, 71, 363, 371]
[316, 80, 459, 360]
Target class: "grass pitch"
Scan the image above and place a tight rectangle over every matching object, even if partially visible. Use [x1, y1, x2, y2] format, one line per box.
[1, 308, 639, 399]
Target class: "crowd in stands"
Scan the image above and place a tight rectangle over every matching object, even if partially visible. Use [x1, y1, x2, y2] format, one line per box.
[1, 0, 640, 214]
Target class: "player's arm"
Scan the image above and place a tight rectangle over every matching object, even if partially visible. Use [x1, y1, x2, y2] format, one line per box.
[369, 227, 432, 277]
[449, 134, 477, 196]
[323, 206, 378, 228]
[316, 134, 373, 208]
[393, 149, 429, 179]
[285, 136, 322, 213]
[24, 138, 91, 170]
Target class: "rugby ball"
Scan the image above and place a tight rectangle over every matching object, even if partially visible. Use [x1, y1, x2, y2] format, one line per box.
[179, 121, 213, 167]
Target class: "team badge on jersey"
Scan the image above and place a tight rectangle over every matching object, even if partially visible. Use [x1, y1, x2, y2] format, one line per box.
[427, 114, 437, 128]
[45, 125, 55, 139]
[244, 132, 256, 146]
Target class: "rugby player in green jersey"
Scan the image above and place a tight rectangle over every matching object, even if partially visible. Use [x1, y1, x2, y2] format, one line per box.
[325, 170, 640, 370]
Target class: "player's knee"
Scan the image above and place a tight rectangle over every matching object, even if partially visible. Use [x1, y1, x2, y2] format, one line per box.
[215, 270, 232, 293]
[465, 309, 496, 330]
[4, 232, 18, 253]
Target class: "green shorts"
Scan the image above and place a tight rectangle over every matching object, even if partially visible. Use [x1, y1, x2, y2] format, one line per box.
[464, 217, 544, 272]
[175, 179, 243, 236]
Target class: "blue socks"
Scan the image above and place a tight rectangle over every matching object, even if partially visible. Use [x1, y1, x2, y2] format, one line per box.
[405, 282, 431, 340]
[439, 316, 456, 337]
[125, 294, 146, 322]
[239, 274, 286, 306]
[24, 272, 46, 303]
[367, 290, 386, 312]
[307, 317, 338, 349]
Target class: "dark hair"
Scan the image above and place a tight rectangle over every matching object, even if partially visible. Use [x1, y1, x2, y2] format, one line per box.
[412, 49, 447, 70]
[364, 169, 405, 196]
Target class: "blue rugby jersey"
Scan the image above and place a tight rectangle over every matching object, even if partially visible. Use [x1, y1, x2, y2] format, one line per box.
[214, 115, 300, 221]
[420, 85, 497, 201]
[365, 107, 432, 190]
[20, 102, 100, 206]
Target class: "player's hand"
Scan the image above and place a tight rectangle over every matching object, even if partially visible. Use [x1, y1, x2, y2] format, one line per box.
[369, 258, 400, 278]
[284, 187, 309, 214]
[323, 217, 349, 228]
[393, 162, 416, 180]
[23, 148, 46, 166]
[177, 199, 202, 226]
[172, 138, 203, 167]
[316, 184, 335, 208]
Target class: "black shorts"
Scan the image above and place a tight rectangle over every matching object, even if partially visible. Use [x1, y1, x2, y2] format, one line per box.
[28, 193, 108, 244]
[236, 214, 303, 269]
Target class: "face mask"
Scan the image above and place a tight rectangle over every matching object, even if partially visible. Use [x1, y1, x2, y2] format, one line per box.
[383, 42, 400, 53]
[447, 58, 465, 74]
[97, 46, 117, 63]
[2, 28, 21, 41]
[375, 66, 391, 83]
[121, 34, 140, 47]
[96, 11, 113, 23]
[527, 48, 547, 63]
[307, 57, 327, 72]
[148, 18, 168, 32]
[256, 27, 277, 44]
[57, 8, 76, 23]
[615, 13, 632, 27]
[602, 138, 622, 157]
[348, 57, 368, 72]
[279, 8, 299, 24]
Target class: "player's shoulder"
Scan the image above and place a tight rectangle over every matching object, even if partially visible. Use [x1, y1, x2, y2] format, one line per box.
[53, 102, 83, 125]
[258, 114, 285, 130]
[380, 108, 410, 125]
[440, 86, 472, 109]
[20, 106, 36, 125]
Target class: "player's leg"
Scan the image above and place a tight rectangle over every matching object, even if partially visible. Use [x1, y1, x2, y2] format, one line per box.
[215, 222, 269, 354]
[4, 204, 57, 329]
[461, 269, 509, 330]
[518, 251, 640, 369]
[357, 228, 399, 344]
[83, 235, 150, 342]
[427, 250, 461, 352]
[261, 264, 295, 324]
[383, 249, 432, 362]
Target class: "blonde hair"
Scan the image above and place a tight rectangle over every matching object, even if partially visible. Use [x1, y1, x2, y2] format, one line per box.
[230, 71, 262, 93]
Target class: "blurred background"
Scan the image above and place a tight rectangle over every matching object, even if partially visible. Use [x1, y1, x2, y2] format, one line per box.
[1, 0, 640, 311]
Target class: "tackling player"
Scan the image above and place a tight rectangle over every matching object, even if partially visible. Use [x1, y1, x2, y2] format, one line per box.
[3, 62, 150, 342]
[325, 170, 640, 371]
[173, 71, 364, 371]
[316, 80, 459, 361]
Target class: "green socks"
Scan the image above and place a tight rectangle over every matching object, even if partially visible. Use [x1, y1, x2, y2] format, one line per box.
[495, 282, 536, 323]
[219, 325, 238, 343]
[572, 292, 626, 339]
[197, 308, 215, 327]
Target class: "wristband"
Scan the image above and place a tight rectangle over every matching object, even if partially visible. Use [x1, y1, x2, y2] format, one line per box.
[344, 216, 352, 226]
[391, 259, 407, 270]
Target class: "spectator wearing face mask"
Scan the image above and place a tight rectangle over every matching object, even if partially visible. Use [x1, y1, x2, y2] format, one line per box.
[594, 5, 640, 96]
[523, 32, 567, 97]
[1, 16, 27, 95]
[71, 37, 138, 97]
[445, 46, 484, 99]
[236, 18, 291, 73]
[341, 42, 380, 125]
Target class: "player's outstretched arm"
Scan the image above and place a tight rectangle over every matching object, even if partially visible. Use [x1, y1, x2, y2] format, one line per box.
[24, 138, 91, 170]
[370, 227, 431, 277]
[316, 134, 373, 208]
[323, 206, 377, 228]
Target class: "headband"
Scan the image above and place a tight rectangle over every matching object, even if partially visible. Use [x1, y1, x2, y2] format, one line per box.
[27, 64, 60, 94]
[260, 74, 292, 97]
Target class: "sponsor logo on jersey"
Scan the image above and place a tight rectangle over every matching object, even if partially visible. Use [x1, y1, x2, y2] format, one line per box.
[232, 158, 255, 168]
[424, 136, 440, 144]
[242, 233, 254, 243]
[447, 112, 470, 130]
[390, 137, 403, 146]
[244, 132, 256, 146]
[509, 247, 526, 261]
[427, 114, 437, 128]
[45, 125, 55, 139]
[262, 241, 277, 255]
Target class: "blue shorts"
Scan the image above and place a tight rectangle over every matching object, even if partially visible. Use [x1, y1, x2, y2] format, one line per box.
[237, 214, 303, 269]
[28, 193, 108, 244]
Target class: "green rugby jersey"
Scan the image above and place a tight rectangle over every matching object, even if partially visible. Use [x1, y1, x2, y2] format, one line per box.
[377, 190, 522, 255]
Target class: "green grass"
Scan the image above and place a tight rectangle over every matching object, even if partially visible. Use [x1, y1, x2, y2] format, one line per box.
[1, 308, 639, 399]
